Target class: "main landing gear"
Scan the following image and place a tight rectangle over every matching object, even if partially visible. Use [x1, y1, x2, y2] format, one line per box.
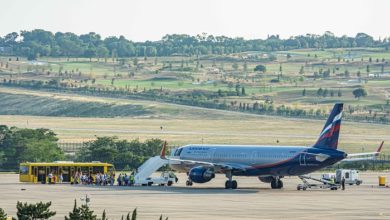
[225, 170, 237, 189]
[270, 177, 283, 189]
[185, 180, 193, 186]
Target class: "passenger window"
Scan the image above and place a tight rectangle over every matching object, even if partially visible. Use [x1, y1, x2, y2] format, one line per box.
[345, 172, 349, 178]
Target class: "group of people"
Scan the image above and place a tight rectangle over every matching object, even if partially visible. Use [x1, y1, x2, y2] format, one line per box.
[72, 171, 116, 186]
[116, 172, 136, 186]
[47, 172, 62, 184]
[45, 171, 139, 186]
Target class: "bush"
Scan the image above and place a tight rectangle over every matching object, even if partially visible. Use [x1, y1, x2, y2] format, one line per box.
[16, 201, 56, 220]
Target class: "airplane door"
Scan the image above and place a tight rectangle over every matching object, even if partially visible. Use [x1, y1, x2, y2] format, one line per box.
[299, 153, 306, 166]
[251, 151, 258, 165]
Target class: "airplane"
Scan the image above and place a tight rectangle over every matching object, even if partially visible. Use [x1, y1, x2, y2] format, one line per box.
[160, 103, 384, 189]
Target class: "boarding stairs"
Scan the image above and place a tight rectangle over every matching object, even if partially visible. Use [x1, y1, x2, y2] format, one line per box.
[134, 156, 168, 184]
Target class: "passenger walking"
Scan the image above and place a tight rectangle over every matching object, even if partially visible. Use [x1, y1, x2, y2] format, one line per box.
[59, 173, 63, 183]
[341, 177, 346, 190]
[48, 172, 53, 184]
[124, 174, 129, 186]
[110, 174, 115, 186]
[117, 174, 122, 186]
[130, 174, 135, 186]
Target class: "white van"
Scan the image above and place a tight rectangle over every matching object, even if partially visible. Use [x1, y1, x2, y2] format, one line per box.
[335, 169, 362, 185]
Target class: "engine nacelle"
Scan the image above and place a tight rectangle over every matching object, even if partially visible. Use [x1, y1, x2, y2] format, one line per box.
[258, 176, 274, 183]
[189, 166, 215, 183]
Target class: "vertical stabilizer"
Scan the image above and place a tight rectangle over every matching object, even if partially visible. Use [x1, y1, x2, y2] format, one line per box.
[313, 103, 343, 149]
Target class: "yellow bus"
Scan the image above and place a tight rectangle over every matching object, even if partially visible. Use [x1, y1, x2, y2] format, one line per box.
[19, 161, 115, 183]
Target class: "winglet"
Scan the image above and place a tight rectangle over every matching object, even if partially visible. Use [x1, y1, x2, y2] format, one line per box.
[376, 141, 384, 154]
[160, 141, 167, 159]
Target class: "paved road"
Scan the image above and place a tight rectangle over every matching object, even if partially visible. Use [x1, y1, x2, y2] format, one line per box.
[1, 173, 390, 220]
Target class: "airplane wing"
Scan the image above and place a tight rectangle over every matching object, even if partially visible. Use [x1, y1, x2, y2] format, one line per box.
[343, 141, 384, 162]
[160, 142, 247, 172]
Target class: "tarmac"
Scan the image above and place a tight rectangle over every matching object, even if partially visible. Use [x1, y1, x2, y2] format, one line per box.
[0, 172, 389, 220]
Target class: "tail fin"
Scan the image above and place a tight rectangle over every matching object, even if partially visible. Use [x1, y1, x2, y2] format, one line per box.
[313, 103, 343, 150]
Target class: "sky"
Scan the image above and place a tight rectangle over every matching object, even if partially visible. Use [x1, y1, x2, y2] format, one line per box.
[0, 0, 389, 41]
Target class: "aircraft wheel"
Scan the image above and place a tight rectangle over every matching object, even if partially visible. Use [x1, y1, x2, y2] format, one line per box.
[271, 180, 276, 189]
[271, 179, 282, 189]
[232, 180, 238, 189]
[186, 180, 193, 186]
[278, 180, 283, 189]
[225, 180, 232, 189]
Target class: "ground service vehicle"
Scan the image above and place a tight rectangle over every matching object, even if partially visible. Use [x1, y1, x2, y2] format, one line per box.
[135, 171, 178, 186]
[19, 161, 115, 183]
[336, 169, 362, 185]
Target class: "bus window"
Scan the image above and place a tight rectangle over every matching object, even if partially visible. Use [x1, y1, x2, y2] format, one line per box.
[50, 166, 58, 175]
[92, 166, 104, 174]
[108, 166, 115, 172]
[81, 166, 89, 175]
[20, 166, 29, 175]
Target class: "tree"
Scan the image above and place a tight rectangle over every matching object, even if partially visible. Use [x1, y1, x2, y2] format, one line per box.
[352, 88, 368, 99]
[96, 46, 109, 62]
[317, 88, 323, 96]
[65, 200, 81, 220]
[299, 66, 304, 75]
[337, 89, 342, 97]
[16, 201, 56, 220]
[79, 205, 96, 220]
[131, 208, 137, 220]
[0, 126, 63, 170]
[344, 70, 350, 78]
[254, 64, 266, 72]
[0, 208, 7, 220]
[279, 64, 283, 76]
[322, 89, 328, 97]
[302, 88, 306, 96]
[366, 64, 370, 76]
[232, 63, 239, 71]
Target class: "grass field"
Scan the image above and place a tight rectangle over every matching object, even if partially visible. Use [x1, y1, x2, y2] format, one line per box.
[0, 101, 389, 154]
[0, 48, 389, 154]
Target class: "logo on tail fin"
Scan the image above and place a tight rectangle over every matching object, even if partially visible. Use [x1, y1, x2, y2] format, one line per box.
[314, 103, 343, 149]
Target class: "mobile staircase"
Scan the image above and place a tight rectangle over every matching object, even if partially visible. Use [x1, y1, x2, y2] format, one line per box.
[134, 156, 170, 185]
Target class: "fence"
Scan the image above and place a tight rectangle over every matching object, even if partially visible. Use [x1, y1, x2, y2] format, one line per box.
[57, 142, 85, 153]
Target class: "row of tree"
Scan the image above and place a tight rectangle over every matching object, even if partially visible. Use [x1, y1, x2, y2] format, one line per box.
[2, 80, 388, 124]
[0, 125, 166, 171]
[76, 137, 165, 170]
[0, 200, 166, 220]
[1, 30, 389, 59]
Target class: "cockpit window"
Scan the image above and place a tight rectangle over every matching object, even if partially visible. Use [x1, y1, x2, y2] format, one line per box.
[174, 148, 183, 156]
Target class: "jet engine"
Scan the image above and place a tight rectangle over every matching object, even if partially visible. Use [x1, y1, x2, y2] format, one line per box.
[189, 166, 215, 183]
